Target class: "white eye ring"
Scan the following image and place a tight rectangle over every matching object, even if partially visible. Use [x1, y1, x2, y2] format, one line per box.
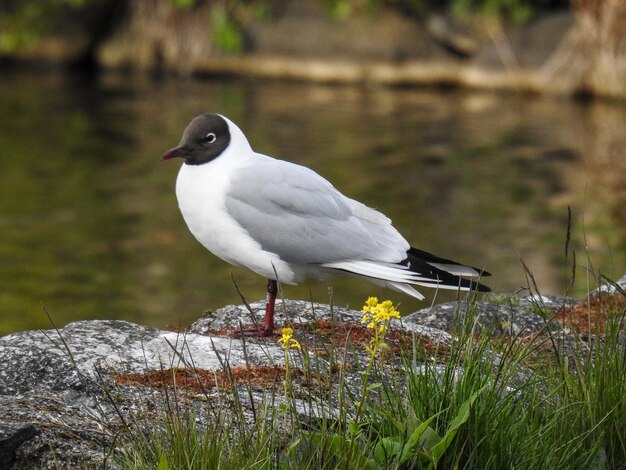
[204, 132, 217, 144]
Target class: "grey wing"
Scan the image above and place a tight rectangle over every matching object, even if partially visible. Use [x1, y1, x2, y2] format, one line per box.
[224, 158, 409, 264]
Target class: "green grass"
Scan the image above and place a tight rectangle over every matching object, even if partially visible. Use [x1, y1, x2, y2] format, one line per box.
[109, 282, 626, 470]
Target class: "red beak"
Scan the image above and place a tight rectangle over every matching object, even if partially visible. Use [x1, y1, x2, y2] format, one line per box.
[161, 146, 188, 161]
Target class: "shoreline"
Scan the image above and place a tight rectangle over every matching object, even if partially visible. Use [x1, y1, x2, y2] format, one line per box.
[2, 1, 624, 99]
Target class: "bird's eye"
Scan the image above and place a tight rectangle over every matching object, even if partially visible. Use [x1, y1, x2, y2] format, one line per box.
[202, 132, 217, 144]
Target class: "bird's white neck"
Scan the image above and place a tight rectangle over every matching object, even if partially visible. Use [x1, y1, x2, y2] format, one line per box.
[220, 115, 253, 158]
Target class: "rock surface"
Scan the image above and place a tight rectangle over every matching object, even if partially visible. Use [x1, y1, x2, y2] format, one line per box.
[404, 301, 562, 336]
[0, 422, 38, 470]
[0, 283, 622, 468]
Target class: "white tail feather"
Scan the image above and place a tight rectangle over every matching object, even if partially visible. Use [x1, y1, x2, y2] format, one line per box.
[386, 282, 425, 300]
[413, 280, 472, 291]
[322, 260, 437, 284]
[322, 259, 476, 295]
[426, 262, 481, 277]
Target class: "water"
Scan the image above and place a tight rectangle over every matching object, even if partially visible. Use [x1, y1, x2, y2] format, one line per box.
[1, 69, 624, 335]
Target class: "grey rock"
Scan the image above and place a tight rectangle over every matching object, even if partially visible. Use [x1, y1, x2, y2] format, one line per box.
[188, 299, 363, 335]
[404, 301, 561, 336]
[0, 341, 86, 396]
[0, 319, 289, 398]
[0, 422, 38, 470]
[516, 294, 577, 312]
[591, 273, 626, 295]
[0, 317, 297, 468]
[3, 285, 621, 468]
[0, 391, 118, 470]
[0, 302, 398, 468]
[191, 299, 455, 348]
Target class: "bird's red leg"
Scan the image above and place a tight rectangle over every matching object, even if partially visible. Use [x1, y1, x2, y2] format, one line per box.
[262, 279, 278, 334]
[233, 279, 277, 337]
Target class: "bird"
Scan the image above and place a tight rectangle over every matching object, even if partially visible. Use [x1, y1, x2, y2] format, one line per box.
[161, 113, 490, 336]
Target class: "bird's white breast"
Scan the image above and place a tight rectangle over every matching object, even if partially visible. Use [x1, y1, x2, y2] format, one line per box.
[174, 154, 298, 283]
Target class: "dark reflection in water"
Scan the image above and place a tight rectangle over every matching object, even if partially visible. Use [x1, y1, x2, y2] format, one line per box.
[0, 70, 624, 334]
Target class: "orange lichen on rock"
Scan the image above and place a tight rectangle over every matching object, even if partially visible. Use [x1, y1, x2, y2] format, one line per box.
[113, 365, 288, 393]
[555, 294, 626, 335]
[296, 320, 443, 359]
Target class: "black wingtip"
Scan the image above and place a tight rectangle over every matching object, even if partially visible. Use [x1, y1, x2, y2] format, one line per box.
[405, 247, 492, 293]
[473, 281, 492, 293]
[452, 276, 491, 293]
[408, 247, 491, 277]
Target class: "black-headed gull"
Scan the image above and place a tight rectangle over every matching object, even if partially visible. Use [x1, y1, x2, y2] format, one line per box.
[162, 113, 490, 336]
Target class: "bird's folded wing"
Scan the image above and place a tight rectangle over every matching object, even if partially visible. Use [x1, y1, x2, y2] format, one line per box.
[224, 158, 409, 264]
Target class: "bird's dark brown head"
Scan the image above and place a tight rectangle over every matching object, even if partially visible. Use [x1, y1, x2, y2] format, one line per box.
[161, 113, 231, 165]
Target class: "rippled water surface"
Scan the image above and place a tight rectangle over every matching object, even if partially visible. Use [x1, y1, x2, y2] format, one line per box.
[1, 70, 624, 334]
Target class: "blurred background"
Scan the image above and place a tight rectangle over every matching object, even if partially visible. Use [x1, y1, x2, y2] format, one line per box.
[0, 0, 624, 335]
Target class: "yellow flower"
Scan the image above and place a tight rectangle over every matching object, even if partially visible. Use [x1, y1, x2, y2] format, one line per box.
[361, 298, 400, 332]
[278, 327, 301, 350]
[363, 296, 379, 312]
[374, 300, 400, 323]
[361, 297, 378, 328]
